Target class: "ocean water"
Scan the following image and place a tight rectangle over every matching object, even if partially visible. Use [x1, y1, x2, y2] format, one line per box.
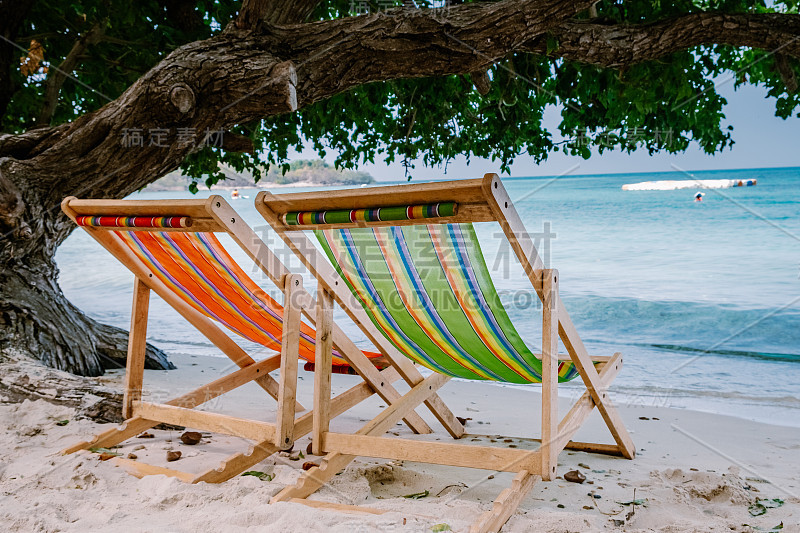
[56, 167, 800, 427]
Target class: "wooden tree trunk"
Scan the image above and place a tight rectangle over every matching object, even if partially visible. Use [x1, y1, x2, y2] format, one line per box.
[0, 163, 172, 376]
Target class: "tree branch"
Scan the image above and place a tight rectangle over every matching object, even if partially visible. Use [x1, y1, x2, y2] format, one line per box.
[5, 2, 800, 207]
[529, 13, 800, 69]
[0, 124, 69, 159]
[279, 0, 595, 106]
[37, 20, 106, 126]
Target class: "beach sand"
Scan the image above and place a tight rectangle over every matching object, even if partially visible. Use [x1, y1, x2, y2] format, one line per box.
[0, 353, 797, 532]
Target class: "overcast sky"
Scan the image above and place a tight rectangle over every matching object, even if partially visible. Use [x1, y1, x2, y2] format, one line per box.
[291, 81, 799, 181]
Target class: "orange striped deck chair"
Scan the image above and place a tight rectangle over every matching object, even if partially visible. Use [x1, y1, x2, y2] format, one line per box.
[60, 195, 461, 484]
[256, 174, 635, 532]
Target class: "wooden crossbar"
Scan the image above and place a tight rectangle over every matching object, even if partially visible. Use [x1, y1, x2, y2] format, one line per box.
[261, 180, 493, 231]
[71, 451, 198, 483]
[288, 499, 388, 516]
[132, 402, 276, 442]
[322, 433, 541, 473]
[65, 198, 213, 218]
[261, 179, 488, 214]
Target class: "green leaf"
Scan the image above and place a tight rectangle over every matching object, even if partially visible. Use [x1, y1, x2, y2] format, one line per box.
[55, 420, 69, 426]
[431, 525, 452, 532]
[403, 490, 430, 500]
[758, 499, 784, 509]
[241, 471, 274, 481]
[749, 498, 784, 516]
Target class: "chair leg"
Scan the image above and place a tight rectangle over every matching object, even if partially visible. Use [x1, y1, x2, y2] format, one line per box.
[540, 269, 559, 481]
[275, 274, 304, 450]
[313, 287, 334, 456]
[123, 278, 150, 419]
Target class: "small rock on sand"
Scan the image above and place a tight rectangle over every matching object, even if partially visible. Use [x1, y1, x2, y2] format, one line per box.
[127, 453, 137, 460]
[137, 432, 154, 439]
[302, 462, 316, 471]
[166, 451, 182, 462]
[564, 470, 586, 484]
[180, 431, 202, 445]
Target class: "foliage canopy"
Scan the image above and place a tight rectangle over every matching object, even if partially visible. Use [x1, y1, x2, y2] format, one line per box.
[7, 0, 800, 188]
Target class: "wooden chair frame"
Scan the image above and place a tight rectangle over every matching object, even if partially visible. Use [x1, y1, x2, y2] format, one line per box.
[60, 195, 463, 484]
[255, 173, 635, 532]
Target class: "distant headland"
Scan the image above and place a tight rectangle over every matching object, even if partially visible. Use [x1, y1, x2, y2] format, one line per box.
[147, 159, 375, 191]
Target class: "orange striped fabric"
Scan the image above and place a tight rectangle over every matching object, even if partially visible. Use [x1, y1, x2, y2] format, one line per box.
[113, 230, 378, 366]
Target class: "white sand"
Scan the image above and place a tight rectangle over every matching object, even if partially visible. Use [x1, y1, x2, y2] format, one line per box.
[1, 353, 798, 532]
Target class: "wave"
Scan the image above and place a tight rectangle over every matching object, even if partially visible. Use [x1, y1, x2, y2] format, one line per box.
[642, 343, 800, 363]
[547, 294, 800, 362]
[606, 384, 800, 405]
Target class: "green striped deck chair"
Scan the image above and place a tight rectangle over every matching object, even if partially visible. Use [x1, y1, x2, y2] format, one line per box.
[59, 195, 460, 485]
[257, 173, 635, 533]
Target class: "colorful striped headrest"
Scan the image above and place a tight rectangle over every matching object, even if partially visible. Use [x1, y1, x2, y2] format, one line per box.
[75, 216, 192, 228]
[283, 202, 457, 226]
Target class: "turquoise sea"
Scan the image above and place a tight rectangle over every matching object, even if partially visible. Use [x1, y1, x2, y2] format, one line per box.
[56, 167, 800, 426]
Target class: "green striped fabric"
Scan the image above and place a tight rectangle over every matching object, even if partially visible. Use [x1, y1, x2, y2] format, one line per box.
[316, 223, 580, 384]
[284, 202, 457, 226]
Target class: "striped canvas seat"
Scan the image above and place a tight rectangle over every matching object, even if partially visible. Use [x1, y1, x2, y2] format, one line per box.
[259, 175, 636, 525]
[114, 230, 374, 367]
[316, 223, 580, 384]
